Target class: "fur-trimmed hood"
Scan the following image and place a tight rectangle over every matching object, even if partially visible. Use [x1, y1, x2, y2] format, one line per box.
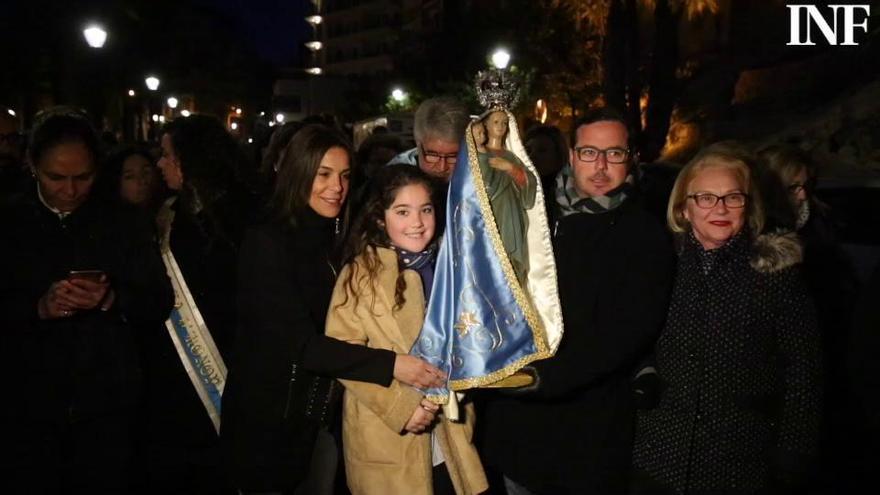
[749, 230, 803, 274]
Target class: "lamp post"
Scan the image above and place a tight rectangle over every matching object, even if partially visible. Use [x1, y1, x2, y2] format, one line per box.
[144, 76, 161, 140]
[82, 24, 107, 49]
[490, 48, 511, 69]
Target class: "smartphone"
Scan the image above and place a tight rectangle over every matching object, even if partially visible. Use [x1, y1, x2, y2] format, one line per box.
[68, 270, 106, 282]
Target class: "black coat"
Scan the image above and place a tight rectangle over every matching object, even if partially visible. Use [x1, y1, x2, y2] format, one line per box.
[220, 209, 396, 492]
[0, 188, 173, 422]
[477, 199, 675, 494]
[633, 232, 823, 494]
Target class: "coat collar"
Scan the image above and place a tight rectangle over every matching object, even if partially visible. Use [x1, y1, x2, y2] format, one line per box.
[373, 246, 426, 348]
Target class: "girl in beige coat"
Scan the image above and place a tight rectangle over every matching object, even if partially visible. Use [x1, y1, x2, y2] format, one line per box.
[326, 165, 487, 495]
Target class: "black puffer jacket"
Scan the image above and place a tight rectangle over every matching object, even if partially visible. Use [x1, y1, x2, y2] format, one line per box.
[633, 231, 823, 493]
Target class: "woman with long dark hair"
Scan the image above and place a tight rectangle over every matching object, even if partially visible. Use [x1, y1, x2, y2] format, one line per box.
[143, 114, 257, 493]
[221, 125, 445, 494]
[0, 107, 173, 492]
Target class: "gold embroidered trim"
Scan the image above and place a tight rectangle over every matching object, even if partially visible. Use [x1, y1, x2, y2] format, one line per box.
[453, 115, 552, 390]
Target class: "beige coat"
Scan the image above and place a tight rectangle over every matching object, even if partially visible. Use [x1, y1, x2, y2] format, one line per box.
[326, 247, 488, 495]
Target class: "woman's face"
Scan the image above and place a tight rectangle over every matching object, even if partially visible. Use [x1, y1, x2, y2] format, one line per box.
[157, 133, 183, 191]
[683, 165, 747, 250]
[384, 183, 435, 253]
[119, 154, 155, 206]
[787, 168, 809, 209]
[33, 141, 96, 212]
[309, 146, 351, 218]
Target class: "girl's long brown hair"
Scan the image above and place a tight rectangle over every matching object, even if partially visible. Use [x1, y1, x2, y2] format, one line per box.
[338, 164, 438, 312]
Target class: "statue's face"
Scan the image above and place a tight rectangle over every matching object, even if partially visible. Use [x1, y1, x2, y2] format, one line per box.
[485, 111, 508, 140]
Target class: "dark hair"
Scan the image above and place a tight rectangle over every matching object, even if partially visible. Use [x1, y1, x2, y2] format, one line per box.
[162, 115, 246, 211]
[28, 106, 100, 170]
[570, 106, 633, 151]
[524, 124, 568, 177]
[261, 121, 304, 176]
[340, 164, 437, 311]
[94, 145, 157, 205]
[271, 124, 354, 227]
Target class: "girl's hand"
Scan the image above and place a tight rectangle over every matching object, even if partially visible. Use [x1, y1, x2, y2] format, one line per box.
[404, 399, 439, 434]
[394, 355, 446, 389]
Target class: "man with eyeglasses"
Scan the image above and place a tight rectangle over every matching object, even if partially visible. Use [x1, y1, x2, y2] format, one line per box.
[388, 96, 468, 183]
[0, 109, 26, 198]
[478, 107, 675, 494]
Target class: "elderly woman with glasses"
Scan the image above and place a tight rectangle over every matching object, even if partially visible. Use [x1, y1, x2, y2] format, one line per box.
[631, 142, 823, 494]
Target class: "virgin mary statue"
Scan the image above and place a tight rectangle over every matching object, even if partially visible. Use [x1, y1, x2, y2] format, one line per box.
[411, 68, 564, 405]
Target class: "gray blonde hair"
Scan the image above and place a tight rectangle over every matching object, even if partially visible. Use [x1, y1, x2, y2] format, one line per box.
[413, 96, 468, 145]
[667, 141, 765, 237]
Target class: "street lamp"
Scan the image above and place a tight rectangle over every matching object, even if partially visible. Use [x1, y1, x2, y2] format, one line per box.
[391, 87, 407, 103]
[145, 76, 160, 91]
[235, 107, 242, 115]
[490, 48, 511, 69]
[230, 122, 239, 131]
[275, 113, 285, 124]
[167, 97, 179, 109]
[83, 24, 107, 48]
[127, 89, 136, 97]
[180, 109, 192, 117]
[7, 109, 16, 117]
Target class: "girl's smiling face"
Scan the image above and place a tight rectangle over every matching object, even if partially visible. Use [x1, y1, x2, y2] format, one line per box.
[383, 183, 435, 252]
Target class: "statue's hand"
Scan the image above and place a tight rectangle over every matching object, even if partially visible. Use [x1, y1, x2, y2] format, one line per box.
[488, 156, 514, 172]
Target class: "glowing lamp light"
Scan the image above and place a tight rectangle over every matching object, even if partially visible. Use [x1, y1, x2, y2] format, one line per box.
[151, 114, 159, 122]
[391, 88, 407, 102]
[275, 113, 285, 123]
[490, 48, 511, 69]
[83, 25, 107, 48]
[158, 115, 166, 123]
[235, 107, 242, 115]
[167, 97, 179, 109]
[306, 15, 323, 26]
[7, 109, 16, 117]
[259, 111, 266, 116]
[230, 122, 239, 130]
[268, 121, 276, 127]
[305, 41, 323, 51]
[305, 67, 323, 75]
[247, 138, 254, 144]
[145, 76, 160, 91]
[534, 99, 548, 124]
[127, 89, 136, 97]
[180, 109, 191, 117]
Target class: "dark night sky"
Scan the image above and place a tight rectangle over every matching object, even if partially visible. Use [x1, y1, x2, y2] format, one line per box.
[194, 0, 309, 67]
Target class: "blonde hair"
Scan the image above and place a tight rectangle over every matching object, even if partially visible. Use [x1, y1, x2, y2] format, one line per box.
[667, 141, 765, 237]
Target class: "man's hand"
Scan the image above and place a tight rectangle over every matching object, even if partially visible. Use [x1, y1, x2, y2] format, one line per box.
[394, 355, 446, 389]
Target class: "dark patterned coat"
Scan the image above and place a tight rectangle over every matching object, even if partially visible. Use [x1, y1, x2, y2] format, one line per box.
[633, 231, 823, 494]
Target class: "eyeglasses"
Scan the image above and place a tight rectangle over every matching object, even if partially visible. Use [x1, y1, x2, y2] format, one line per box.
[787, 183, 807, 195]
[419, 144, 458, 165]
[573, 146, 629, 164]
[687, 192, 748, 209]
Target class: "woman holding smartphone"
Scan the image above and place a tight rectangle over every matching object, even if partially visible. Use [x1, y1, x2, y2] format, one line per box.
[0, 107, 174, 492]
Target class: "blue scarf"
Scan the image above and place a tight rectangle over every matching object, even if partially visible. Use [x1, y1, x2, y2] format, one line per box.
[390, 245, 436, 301]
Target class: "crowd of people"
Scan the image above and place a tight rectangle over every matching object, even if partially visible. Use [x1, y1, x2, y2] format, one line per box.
[0, 98, 876, 495]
